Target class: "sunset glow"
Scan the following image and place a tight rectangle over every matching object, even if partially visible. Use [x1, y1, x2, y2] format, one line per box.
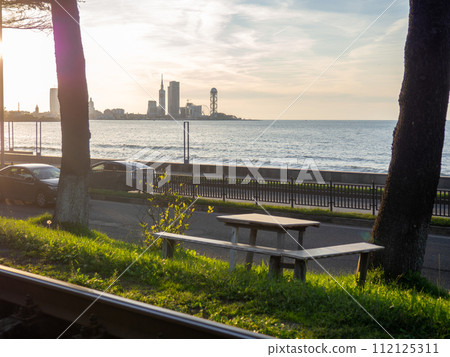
[3, 0, 413, 119]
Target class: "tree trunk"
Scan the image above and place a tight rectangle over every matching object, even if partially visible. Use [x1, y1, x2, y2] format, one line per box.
[370, 0, 450, 278]
[51, 0, 90, 226]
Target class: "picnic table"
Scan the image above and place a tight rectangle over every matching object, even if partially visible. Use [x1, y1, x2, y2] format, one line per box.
[155, 212, 384, 286]
[216, 213, 320, 271]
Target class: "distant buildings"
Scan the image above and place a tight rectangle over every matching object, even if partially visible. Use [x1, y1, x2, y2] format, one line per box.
[168, 81, 180, 118]
[41, 82, 232, 121]
[149, 77, 222, 120]
[89, 97, 103, 119]
[103, 108, 126, 120]
[49, 88, 60, 117]
[185, 102, 202, 118]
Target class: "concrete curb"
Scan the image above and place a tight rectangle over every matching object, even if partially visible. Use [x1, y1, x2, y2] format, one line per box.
[90, 193, 450, 236]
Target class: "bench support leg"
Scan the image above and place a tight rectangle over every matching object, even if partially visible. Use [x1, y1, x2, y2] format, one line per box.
[356, 252, 369, 287]
[162, 239, 175, 259]
[269, 256, 282, 278]
[276, 231, 285, 271]
[294, 260, 307, 282]
[229, 227, 239, 272]
[245, 228, 258, 271]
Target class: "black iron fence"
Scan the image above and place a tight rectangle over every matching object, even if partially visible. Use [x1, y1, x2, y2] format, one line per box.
[149, 174, 450, 217]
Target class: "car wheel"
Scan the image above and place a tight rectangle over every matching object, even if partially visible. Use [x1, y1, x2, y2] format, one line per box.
[35, 191, 47, 208]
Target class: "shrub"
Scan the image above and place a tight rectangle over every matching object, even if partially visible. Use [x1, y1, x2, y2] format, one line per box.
[141, 187, 196, 250]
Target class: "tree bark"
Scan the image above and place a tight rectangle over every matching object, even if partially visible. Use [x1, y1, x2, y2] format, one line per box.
[51, 0, 90, 226]
[370, 0, 450, 278]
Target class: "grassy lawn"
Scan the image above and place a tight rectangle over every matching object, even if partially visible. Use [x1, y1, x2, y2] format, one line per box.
[0, 214, 448, 338]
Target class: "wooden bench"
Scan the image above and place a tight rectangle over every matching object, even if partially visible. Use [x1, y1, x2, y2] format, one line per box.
[154, 232, 384, 286]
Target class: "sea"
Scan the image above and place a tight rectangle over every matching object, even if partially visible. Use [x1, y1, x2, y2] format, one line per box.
[6, 120, 450, 175]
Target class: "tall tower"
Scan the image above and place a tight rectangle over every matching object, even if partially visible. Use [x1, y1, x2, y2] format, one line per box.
[49, 88, 60, 117]
[88, 97, 95, 118]
[158, 74, 166, 116]
[210, 88, 218, 117]
[168, 81, 180, 118]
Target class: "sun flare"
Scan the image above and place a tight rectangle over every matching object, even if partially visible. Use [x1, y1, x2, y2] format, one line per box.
[2, 29, 56, 112]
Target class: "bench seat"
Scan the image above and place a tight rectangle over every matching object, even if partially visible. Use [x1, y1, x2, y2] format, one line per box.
[154, 232, 384, 286]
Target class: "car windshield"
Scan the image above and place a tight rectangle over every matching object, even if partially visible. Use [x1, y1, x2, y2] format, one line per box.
[30, 167, 60, 180]
[120, 162, 150, 170]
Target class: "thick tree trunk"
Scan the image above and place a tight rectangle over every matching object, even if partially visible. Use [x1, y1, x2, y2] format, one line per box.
[370, 0, 450, 278]
[51, 0, 90, 226]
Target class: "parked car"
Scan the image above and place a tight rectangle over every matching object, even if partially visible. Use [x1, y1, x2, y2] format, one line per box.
[90, 161, 153, 192]
[0, 164, 60, 207]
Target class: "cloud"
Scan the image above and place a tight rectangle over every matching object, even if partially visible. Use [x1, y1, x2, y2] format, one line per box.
[61, 0, 411, 119]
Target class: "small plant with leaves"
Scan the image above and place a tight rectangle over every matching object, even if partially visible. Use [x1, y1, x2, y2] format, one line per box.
[141, 185, 197, 250]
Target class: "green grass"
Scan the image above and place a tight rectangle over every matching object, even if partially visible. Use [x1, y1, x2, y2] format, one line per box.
[0, 214, 448, 338]
[89, 188, 146, 200]
[196, 198, 377, 219]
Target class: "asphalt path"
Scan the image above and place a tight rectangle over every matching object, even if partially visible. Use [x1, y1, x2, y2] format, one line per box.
[0, 199, 448, 290]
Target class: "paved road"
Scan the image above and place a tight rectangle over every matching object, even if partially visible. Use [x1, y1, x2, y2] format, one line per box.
[1, 199, 448, 290]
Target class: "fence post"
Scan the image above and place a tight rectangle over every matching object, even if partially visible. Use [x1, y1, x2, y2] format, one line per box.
[290, 177, 294, 208]
[254, 179, 259, 204]
[372, 180, 376, 216]
[164, 173, 168, 195]
[329, 179, 333, 212]
[222, 172, 226, 202]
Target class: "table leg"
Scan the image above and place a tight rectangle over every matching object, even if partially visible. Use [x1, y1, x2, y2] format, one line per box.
[229, 227, 239, 272]
[297, 229, 305, 250]
[245, 228, 258, 271]
[276, 232, 285, 250]
[294, 229, 307, 280]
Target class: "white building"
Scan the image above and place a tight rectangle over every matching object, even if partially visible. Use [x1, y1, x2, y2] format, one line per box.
[49, 88, 60, 117]
[147, 100, 157, 117]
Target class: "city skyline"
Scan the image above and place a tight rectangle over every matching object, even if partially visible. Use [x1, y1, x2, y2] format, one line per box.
[2, 0, 435, 120]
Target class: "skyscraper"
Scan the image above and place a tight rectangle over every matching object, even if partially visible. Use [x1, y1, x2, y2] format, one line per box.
[49, 88, 60, 117]
[158, 74, 166, 116]
[168, 81, 180, 118]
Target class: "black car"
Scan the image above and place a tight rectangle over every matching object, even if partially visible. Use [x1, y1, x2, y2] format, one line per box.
[0, 164, 60, 207]
[90, 160, 153, 191]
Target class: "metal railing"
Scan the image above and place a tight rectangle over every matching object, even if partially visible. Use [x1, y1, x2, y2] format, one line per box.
[149, 174, 450, 217]
[0, 265, 266, 338]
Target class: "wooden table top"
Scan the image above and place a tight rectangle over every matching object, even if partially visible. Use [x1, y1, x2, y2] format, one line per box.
[216, 213, 320, 230]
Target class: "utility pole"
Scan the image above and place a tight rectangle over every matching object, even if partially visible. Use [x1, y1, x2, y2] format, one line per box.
[0, 0, 4, 167]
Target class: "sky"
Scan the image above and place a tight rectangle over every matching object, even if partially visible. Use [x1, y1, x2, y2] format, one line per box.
[2, 0, 413, 120]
